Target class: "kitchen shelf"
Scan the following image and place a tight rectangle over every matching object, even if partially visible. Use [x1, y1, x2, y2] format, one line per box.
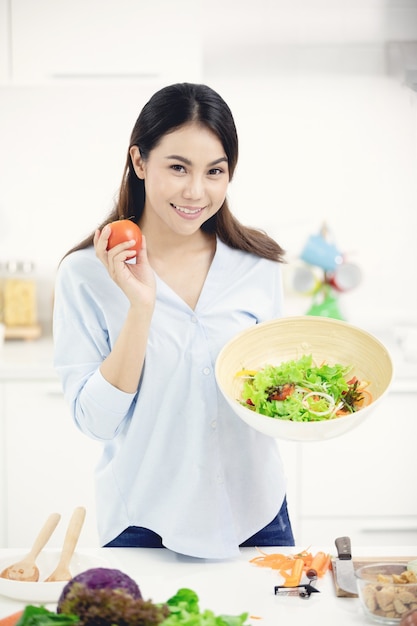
[4, 324, 42, 340]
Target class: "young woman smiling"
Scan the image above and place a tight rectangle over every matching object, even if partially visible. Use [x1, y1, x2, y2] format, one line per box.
[53, 83, 293, 558]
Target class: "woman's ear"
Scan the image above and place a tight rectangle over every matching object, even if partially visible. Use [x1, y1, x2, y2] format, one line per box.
[130, 146, 146, 179]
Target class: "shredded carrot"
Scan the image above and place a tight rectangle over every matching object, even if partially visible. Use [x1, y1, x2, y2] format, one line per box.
[249, 547, 290, 569]
[249, 547, 331, 580]
[281, 557, 305, 587]
[294, 546, 312, 558]
[250, 554, 293, 570]
[320, 553, 331, 576]
[296, 549, 313, 568]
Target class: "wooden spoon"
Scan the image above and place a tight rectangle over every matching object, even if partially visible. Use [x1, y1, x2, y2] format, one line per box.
[45, 506, 86, 582]
[0, 512, 61, 581]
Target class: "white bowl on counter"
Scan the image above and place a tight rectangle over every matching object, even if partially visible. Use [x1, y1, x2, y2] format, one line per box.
[0, 550, 110, 603]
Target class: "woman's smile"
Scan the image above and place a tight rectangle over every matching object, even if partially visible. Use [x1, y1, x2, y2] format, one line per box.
[170, 203, 206, 218]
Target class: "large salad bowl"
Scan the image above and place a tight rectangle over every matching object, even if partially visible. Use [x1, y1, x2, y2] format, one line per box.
[215, 316, 393, 442]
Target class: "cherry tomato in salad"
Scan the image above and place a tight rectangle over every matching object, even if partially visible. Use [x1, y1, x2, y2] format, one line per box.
[106, 219, 142, 255]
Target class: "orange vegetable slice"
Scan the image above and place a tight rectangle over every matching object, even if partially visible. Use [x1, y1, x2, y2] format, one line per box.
[0, 611, 24, 626]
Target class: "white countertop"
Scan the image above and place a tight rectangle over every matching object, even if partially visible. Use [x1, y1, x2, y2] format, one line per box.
[0, 545, 416, 624]
[0, 337, 57, 380]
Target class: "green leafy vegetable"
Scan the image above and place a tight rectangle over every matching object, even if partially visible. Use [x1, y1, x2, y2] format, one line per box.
[161, 588, 249, 626]
[15, 605, 79, 625]
[239, 354, 367, 422]
[14, 587, 249, 626]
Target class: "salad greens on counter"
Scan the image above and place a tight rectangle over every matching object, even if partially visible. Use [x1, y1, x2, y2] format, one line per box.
[13, 588, 249, 626]
[238, 354, 371, 422]
[14, 606, 78, 625]
[163, 588, 249, 626]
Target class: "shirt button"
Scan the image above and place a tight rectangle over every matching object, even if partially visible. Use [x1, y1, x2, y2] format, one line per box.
[211, 420, 217, 429]
[203, 367, 211, 376]
[190, 316, 198, 324]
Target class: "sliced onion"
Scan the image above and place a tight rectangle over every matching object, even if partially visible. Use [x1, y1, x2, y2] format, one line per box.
[302, 391, 335, 416]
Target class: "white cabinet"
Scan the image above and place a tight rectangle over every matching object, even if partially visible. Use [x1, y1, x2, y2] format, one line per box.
[295, 390, 417, 547]
[2, 379, 101, 548]
[6, 0, 202, 85]
[0, 382, 6, 546]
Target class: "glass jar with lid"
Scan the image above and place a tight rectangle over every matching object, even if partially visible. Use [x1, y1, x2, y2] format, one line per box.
[3, 260, 38, 328]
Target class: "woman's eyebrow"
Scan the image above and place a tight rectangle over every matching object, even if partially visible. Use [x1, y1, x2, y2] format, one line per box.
[165, 155, 228, 166]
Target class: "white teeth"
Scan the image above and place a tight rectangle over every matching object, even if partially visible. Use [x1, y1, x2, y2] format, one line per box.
[172, 204, 201, 215]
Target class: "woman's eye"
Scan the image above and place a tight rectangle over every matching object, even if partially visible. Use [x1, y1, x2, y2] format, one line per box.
[171, 164, 186, 173]
[208, 168, 223, 176]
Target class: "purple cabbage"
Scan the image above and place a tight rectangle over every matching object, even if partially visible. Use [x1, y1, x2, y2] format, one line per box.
[57, 567, 142, 610]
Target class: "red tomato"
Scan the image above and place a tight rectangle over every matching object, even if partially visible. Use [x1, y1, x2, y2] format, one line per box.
[106, 219, 142, 255]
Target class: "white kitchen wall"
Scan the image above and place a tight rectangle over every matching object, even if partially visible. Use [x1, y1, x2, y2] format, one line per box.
[206, 73, 417, 329]
[0, 80, 169, 327]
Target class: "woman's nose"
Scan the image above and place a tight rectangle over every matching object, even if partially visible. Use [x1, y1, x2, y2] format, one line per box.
[183, 175, 204, 199]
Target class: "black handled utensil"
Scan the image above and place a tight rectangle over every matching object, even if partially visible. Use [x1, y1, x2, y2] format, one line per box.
[334, 536, 358, 596]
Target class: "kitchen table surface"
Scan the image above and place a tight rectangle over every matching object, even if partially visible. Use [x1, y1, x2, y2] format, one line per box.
[1, 545, 416, 624]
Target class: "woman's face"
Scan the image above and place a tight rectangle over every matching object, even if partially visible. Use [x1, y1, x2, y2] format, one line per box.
[130, 122, 229, 237]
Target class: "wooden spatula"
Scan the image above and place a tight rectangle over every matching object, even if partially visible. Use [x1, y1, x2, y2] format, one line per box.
[45, 506, 86, 582]
[0, 512, 61, 581]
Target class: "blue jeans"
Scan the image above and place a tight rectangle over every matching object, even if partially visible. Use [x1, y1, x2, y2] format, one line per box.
[239, 497, 295, 547]
[104, 497, 295, 549]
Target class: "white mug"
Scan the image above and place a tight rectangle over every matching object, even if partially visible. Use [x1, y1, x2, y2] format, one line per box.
[292, 265, 320, 295]
[329, 262, 362, 292]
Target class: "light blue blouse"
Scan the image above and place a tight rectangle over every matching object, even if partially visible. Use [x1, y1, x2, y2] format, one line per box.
[53, 237, 287, 558]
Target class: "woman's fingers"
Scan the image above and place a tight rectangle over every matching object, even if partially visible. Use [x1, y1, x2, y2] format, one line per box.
[95, 226, 136, 268]
[94, 226, 110, 261]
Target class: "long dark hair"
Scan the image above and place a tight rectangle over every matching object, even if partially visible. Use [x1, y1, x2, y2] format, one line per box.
[65, 83, 285, 262]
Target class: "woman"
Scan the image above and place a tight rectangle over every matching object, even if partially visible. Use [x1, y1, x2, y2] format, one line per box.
[53, 82, 294, 558]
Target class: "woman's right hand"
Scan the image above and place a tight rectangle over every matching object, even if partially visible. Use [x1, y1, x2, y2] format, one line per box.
[94, 225, 156, 392]
[94, 225, 156, 309]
